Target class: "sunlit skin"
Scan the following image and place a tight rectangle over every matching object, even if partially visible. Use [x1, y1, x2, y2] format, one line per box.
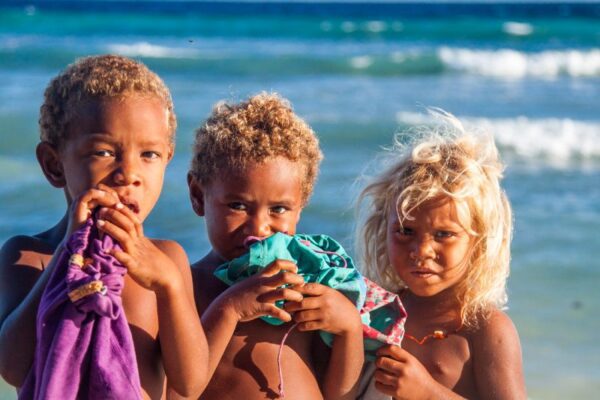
[371, 197, 526, 400]
[387, 197, 472, 301]
[0, 96, 208, 399]
[188, 156, 364, 400]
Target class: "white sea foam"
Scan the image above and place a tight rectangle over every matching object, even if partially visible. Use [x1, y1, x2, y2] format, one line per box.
[502, 21, 533, 36]
[341, 21, 357, 33]
[350, 55, 373, 69]
[107, 42, 200, 59]
[365, 21, 387, 33]
[395, 112, 600, 165]
[438, 47, 600, 78]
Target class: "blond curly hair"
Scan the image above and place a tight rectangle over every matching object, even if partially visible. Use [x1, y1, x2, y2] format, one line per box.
[40, 54, 176, 147]
[190, 92, 323, 204]
[356, 110, 512, 328]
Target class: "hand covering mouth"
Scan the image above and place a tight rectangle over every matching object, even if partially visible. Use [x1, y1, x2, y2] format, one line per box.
[118, 198, 140, 214]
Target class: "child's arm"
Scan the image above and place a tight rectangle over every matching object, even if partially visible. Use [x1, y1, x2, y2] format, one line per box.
[0, 187, 121, 386]
[374, 345, 466, 400]
[200, 260, 305, 379]
[0, 237, 57, 386]
[285, 283, 364, 400]
[374, 310, 527, 400]
[97, 205, 209, 398]
[471, 310, 527, 400]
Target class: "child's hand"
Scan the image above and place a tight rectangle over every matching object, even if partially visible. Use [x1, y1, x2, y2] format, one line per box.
[373, 345, 440, 400]
[217, 259, 305, 323]
[284, 283, 362, 336]
[95, 201, 180, 293]
[66, 183, 121, 238]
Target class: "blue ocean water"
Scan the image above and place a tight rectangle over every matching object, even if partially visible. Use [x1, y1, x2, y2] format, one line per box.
[0, 2, 599, 398]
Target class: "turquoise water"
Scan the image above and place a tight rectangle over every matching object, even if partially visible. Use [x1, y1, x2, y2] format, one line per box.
[0, 2, 599, 399]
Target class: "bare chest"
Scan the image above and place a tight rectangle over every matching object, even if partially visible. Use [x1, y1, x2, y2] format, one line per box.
[405, 335, 473, 390]
[121, 276, 164, 399]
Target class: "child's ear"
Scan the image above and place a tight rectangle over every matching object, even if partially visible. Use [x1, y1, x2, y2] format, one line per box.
[166, 143, 175, 163]
[36, 142, 65, 188]
[187, 172, 205, 216]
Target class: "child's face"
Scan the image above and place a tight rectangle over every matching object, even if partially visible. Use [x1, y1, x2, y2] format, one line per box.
[386, 197, 472, 298]
[57, 96, 173, 222]
[190, 156, 304, 262]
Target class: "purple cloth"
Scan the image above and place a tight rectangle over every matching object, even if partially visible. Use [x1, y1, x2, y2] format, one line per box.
[19, 218, 142, 400]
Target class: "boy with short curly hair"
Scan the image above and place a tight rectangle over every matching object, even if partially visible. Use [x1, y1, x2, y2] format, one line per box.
[0, 54, 208, 399]
[188, 92, 364, 399]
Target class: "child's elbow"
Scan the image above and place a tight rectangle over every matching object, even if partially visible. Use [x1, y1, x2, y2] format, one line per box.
[0, 354, 25, 389]
[0, 334, 25, 388]
[169, 376, 208, 399]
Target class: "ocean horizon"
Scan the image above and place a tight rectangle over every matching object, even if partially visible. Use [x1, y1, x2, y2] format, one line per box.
[1, 1, 598, 398]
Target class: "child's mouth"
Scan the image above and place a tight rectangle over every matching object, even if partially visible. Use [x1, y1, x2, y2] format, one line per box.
[411, 269, 435, 277]
[119, 199, 140, 214]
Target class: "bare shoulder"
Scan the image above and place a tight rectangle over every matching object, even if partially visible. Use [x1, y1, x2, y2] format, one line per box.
[0, 235, 53, 321]
[150, 239, 189, 270]
[0, 234, 52, 271]
[470, 309, 527, 400]
[471, 309, 519, 343]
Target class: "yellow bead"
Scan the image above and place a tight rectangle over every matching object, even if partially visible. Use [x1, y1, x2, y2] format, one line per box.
[433, 330, 446, 339]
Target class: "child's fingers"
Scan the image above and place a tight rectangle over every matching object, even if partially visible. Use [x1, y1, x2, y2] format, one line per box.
[291, 309, 321, 324]
[262, 270, 304, 288]
[373, 369, 400, 385]
[294, 282, 327, 296]
[375, 355, 404, 374]
[296, 320, 323, 332]
[261, 259, 298, 277]
[110, 248, 134, 270]
[96, 219, 134, 252]
[257, 287, 303, 304]
[283, 295, 320, 313]
[262, 304, 293, 323]
[109, 202, 144, 237]
[95, 183, 120, 199]
[372, 380, 397, 396]
[376, 344, 407, 361]
[97, 206, 139, 239]
[72, 189, 119, 222]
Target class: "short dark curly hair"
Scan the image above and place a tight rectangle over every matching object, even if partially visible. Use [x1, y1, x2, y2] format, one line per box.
[39, 54, 176, 147]
[190, 92, 323, 204]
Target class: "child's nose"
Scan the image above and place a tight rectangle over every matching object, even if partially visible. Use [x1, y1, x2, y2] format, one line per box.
[245, 213, 272, 238]
[410, 236, 436, 260]
[113, 157, 141, 187]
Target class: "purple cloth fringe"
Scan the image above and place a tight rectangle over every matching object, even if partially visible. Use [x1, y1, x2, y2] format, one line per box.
[19, 218, 142, 400]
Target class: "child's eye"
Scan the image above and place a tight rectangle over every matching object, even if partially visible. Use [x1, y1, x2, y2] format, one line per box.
[228, 202, 246, 211]
[92, 149, 114, 157]
[396, 227, 414, 236]
[435, 231, 455, 239]
[141, 151, 161, 159]
[270, 206, 288, 215]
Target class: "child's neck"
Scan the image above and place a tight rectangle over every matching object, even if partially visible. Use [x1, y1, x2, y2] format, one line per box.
[197, 250, 228, 272]
[401, 288, 461, 324]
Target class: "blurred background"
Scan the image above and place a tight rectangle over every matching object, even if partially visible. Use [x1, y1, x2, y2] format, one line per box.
[0, 1, 598, 398]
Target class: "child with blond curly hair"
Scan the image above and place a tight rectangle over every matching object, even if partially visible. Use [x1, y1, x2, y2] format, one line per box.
[355, 110, 526, 399]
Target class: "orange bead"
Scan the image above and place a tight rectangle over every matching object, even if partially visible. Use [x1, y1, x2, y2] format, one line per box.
[433, 330, 446, 339]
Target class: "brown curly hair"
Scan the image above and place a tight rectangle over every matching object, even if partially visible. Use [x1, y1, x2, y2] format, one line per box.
[190, 92, 323, 204]
[39, 54, 176, 147]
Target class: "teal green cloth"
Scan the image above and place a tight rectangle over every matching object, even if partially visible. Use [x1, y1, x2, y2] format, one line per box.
[214, 233, 407, 360]
[214, 232, 367, 340]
